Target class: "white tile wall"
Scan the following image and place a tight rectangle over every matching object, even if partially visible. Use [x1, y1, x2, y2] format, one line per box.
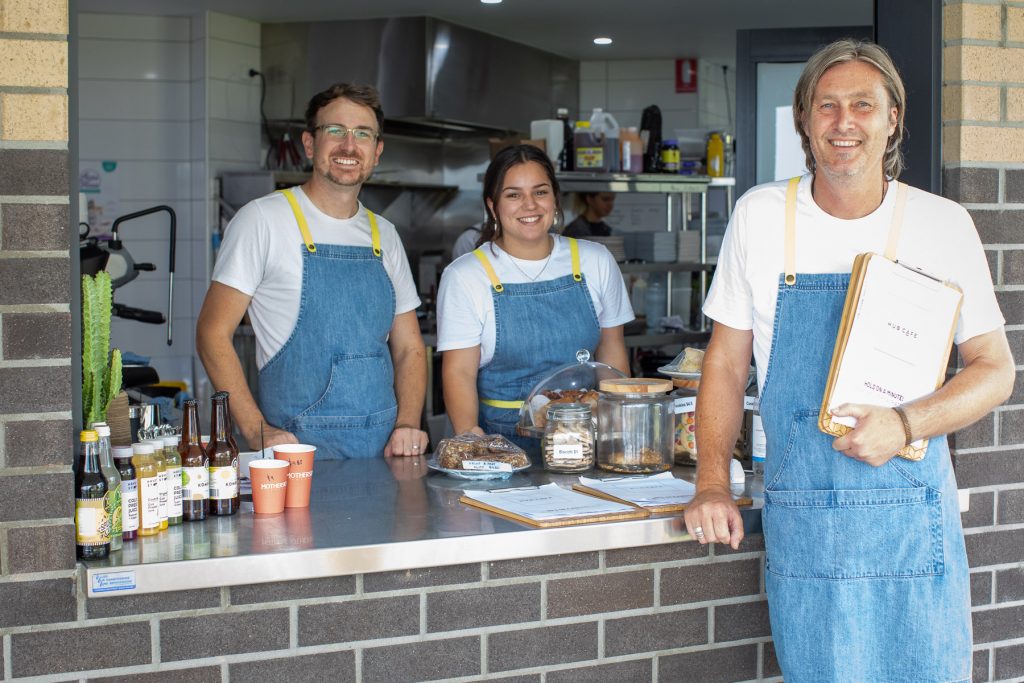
[78, 11, 262, 396]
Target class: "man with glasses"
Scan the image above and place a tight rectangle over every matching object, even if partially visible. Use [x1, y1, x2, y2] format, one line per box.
[197, 83, 429, 460]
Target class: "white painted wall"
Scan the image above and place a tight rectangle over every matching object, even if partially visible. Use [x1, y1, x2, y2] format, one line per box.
[78, 12, 261, 400]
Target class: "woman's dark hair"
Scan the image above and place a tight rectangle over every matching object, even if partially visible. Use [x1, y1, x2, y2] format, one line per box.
[477, 144, 562, 248]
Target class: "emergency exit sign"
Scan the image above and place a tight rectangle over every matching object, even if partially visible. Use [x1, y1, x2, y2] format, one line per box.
[676, 58, 698, 93]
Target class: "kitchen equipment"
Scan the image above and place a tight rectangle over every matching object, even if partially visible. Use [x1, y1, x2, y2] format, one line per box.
[530, 119, 564, 168]
[639, 105, 663, 173]
[79, 205, 178, 345]
[596, 378, 674, 473]
[128, 403, 160, 443]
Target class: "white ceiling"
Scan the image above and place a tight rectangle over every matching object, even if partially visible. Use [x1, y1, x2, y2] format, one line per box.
[77, 0, 873, 63]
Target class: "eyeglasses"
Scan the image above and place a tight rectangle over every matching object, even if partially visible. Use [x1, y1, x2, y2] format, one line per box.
[313, 124, 379, 143]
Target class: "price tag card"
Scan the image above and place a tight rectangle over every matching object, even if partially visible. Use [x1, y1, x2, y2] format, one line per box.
[461, 460, 513, 472]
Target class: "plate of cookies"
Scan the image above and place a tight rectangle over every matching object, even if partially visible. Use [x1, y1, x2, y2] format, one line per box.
[428, 433, 531, 480]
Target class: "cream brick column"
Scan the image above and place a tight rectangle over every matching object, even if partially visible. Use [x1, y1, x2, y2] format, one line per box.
[943, 3, 1024, 683]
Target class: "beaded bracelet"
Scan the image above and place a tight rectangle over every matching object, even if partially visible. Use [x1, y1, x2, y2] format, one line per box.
[892, 405, 914, 447]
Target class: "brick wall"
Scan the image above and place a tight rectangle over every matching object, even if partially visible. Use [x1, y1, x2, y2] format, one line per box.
[943, 2, 1024, 681]
[7, 542, 776, 682]
[0, 0, 79, 661]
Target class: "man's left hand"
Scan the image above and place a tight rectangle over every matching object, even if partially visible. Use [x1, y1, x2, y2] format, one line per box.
[829, 403, 906, 466]
[385, 425, 430, 457]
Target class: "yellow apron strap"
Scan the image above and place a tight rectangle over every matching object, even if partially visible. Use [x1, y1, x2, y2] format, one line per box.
[882, 182, 908, 261]
[568, 237, 582, 282]
[783, 176, 799, 286]
[480, 398, 525, 409]
[472, 248, 504, 293]
[366, 209, 382, 258]
[278, 189, 316, 253]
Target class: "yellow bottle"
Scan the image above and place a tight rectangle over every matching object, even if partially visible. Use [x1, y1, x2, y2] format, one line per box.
[161, 436, 183, 526]
[706, 132, 725, 177]
[131, 443, 161, 537]
[145, 440, 169, 530]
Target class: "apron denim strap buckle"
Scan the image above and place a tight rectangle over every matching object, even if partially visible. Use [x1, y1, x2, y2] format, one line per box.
[472, 248, 505, 293]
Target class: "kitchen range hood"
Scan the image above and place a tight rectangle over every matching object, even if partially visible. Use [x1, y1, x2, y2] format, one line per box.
[262, 17, 578, 136]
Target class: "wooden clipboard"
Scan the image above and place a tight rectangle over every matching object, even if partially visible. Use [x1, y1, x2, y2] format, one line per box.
[819, 252, 962, 460]
[572, 483, 752, 514]
[459, 494, 648, 528]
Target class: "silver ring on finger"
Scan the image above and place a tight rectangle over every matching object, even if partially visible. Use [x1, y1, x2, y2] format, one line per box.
[694, 526, 705, 538]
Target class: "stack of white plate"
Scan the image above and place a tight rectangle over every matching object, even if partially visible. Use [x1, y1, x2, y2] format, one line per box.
[677, 231, 701, 262]
[626, 232, 676, 262]
[588, 235, 626, 262]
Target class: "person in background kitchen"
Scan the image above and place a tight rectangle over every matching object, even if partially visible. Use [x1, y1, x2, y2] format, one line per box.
[436, 144, 633, 453]
[684, 40, 1013, 682]
[450, 222, 482, 260]
[196, 83, 428, 460]
[561, 191, 616, 238]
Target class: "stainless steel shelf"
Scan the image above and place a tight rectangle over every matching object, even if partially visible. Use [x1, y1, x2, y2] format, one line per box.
[624, 331, 710, 347]
[272, 170, 457, 193]
[618, 261, 715, 274]
[555, 171, 710, 194]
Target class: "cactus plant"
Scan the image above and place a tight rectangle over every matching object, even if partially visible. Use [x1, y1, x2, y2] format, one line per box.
[82, 272, 123, 426]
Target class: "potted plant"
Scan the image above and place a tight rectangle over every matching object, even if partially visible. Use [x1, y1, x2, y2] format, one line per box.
[82, 271, 125, 436]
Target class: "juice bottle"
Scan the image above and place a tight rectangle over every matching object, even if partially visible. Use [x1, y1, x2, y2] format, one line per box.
[112, 445, 138, 541]
[706, 132, 725, 177]
[91, 422, 122, 552]
[179, 399, 209, 521]
[132, 443, 161, 537]
[145, 439, 169, 530]
[620, 126, 644, 174]
[162, 435, 183, 526]
[76, 430, 109, 560]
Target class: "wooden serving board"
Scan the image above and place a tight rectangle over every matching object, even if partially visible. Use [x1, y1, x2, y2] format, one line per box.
[571, 484, 752, 514]
[458, 495, 649, 528]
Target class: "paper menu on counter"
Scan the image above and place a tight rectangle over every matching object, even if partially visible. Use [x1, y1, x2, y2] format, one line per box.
[820, 253, 962, 460]
[575, 472, 694, 507]
[459, 483, 647, 527]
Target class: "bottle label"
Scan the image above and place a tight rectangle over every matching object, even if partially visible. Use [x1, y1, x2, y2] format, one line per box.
[182, 467, 210, 501]
[744, 396, 759, 410]
[752, 414, 767, 462]
[674, 396, 696, 414]
[76, 498, 109, 544]
[576, 146, 604, 169]
[209, 466, 238, 500]
[121, 479, 139, 533]
[139, 476, 161, 530]
[157, 470, 169, 521]
[105, 485, 122, 538]
[167, 467, 183, 517]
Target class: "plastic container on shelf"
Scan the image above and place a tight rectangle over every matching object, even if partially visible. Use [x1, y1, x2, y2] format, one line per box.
[620, 126, 644, 174]
[517, 349, 627, 439]
[574, 121, 602, 171]
[706, 132, 725, 177]
[596, 378, 675, 473]
[660, 139, 680, 173]
[645, 278, 666, 330]
[590, 109, 620, 173]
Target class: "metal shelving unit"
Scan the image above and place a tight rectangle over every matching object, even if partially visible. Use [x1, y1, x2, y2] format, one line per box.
[556, 172, 733, 338]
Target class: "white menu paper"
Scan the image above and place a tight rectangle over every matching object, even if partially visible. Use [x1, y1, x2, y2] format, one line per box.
[827, 256, 961, 434]
[578, 472, 696, 506]
[462, 483, 635, 521]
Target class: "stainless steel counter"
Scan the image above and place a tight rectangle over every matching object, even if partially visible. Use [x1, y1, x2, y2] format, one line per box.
[83, 458, 763, 598]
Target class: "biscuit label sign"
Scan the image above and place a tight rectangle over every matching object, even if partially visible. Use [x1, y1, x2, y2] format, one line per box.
[462, 460, 513, 472]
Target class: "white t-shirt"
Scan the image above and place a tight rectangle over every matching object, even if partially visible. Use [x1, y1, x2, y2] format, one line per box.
[212, 187, 421, 368]
[437, 235, 635, 365]
[704, 174, 1004, 392]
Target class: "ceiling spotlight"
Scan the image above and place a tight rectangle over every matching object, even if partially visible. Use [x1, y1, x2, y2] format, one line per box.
[481, 0, 502, 4]
[593, 37, 613, 45]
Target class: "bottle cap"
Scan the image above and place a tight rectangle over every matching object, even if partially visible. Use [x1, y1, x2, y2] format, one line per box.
[92, 424, 111, 437]
[112, 445, 134, 459]
[132, 443, 155, 455]
[161, 436, 179, 448]
[80, 430, 98, 442]
[599, 378, 673, 394]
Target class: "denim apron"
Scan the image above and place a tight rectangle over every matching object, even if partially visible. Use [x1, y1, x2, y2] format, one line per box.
[257, 189, 398, 460]
[473, 239, 601, 453]
[760, 178, 971, 682]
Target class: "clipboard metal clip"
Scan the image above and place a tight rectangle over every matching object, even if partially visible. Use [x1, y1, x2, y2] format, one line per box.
[488, 485, 541, 494]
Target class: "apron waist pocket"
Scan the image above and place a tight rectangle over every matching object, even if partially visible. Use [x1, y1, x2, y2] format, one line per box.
[763, 486, 944, 580]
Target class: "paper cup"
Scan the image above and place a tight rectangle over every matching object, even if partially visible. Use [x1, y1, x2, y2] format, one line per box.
[249, 459, 290, 514]
[274, 444, 316, 508]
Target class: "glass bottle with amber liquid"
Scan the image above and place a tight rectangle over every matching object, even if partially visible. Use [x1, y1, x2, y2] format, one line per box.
[206, 391, 239, 515]
[76, 430, 110, 559]
[179, 399, 209, 521]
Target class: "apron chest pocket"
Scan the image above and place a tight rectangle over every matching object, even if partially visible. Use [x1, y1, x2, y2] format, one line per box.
[763, 486, 944, 580]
